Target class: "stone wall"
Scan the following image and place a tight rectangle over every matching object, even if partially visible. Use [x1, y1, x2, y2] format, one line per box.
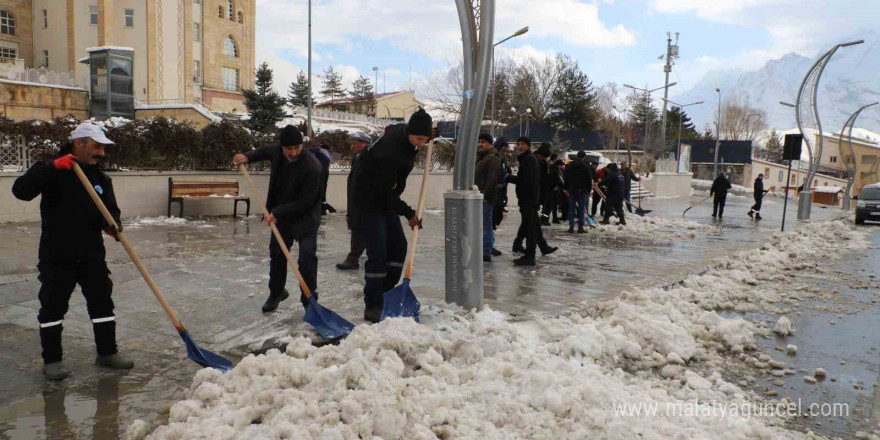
[0, 0, 33, 67]
[0, 80, 89, 120]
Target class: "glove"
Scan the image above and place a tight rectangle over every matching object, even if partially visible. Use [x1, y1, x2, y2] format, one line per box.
[105, 224, 122, 241]
[53, 154, 77, 170]
[408, 216, 423, 230]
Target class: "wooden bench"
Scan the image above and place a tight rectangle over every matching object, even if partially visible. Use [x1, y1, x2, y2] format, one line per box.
[167, 177, 250, 218]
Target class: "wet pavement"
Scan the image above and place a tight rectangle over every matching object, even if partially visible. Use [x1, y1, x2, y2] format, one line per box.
[0, 191, 876, 439]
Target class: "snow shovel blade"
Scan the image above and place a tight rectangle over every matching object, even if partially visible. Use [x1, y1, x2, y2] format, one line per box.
[304, 296, 355, 341]
[635, 207, 651, 216]
[586, 216, 598, 227]
[180, 330, 233, 372]
[380, 278, 421, 322]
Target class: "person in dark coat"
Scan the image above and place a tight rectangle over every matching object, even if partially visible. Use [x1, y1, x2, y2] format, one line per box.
[336, 132, 371, 270]
[349, 109, 433, 323]
[491, 137, 511, 240]
[600, 163, 627, 225]
[710, 172, 732, 218]
[508, 137, 557, 266]
[315, 145, 335, 215]
[591, 163, 605, 218]
[12, 122, 134, 381]
[234, 125, 324, 313]
[548, 156, 566, 223]
[475, 133, 503, 262]
[535, 144, 553, 226]
[564, 151, 594, 233]
[748, 173, 773, 220]
[620, 162, 641, 213]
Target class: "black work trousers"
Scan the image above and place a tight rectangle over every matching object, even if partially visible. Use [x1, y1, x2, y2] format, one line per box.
[713, 194, 728, 217]
[343, 229, 367, 264]
[603, 198, 626, 223]
[37, 260, 118, 364]
[268, 222, 318, 310]
[517, 206, 547, 256]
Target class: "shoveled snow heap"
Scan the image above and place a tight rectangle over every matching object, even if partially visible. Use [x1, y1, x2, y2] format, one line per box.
[125, 216, 189, 228]
[591, 214, 713, 239]
[129, 221, 864, 440]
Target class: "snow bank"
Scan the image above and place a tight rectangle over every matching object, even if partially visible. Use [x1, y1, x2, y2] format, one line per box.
[133, 220, 865, 440]
[125, 216, 188, 227]
[591, 215, 713, 239]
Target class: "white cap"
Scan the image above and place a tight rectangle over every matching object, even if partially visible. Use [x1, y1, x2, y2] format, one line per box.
[70, 122, 115, 145]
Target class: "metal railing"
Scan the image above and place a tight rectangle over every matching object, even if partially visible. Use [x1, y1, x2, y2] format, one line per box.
[2, 66, 86, 89]
[0, 135, 35, 172]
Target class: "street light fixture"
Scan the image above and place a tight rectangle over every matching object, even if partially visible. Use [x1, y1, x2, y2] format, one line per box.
[623, 83, 677, 166]
[612, 104, 629, 154]
[511, 107, 532, 137]
[490, 26, 529, 137]
[662, 98, 704, 168]
[713, 88, 722, 177]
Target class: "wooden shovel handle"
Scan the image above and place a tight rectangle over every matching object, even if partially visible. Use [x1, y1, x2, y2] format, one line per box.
[239, 164, 312, 298]
[403, 131, 435, 280]
[72, 163, 184, 331]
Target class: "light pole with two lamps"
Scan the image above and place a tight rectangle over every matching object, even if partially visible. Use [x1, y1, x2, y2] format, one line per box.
[661, 98, 704, 170]
[511, 107, 531, 137]
[491, 26, 529, 137]
[623, 83, 676, 167]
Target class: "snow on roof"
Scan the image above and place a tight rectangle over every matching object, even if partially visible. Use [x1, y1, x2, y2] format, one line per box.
[0, 78, 87, 92]
[814, 186, 843, 193]
[86, 46, 135, 53]
[134, 102, 222, 123]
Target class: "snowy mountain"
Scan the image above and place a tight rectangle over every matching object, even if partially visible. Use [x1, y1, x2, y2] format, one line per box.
[674, 31, 880, 135]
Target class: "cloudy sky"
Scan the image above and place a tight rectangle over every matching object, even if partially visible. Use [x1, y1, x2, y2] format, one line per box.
[255, 0, 879, 103]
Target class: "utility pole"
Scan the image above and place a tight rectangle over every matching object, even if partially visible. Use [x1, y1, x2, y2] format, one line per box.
[659, 32, 679, 157]
[306, 0, 312, 138]
[713, 88, 721, 178]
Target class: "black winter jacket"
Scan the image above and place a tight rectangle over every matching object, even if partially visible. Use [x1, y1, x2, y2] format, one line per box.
[603, 168, 626, 201]
[753, 178, 769, 201]
[622, 168, 640, 194]
[12, 160, 121, 262]
[509, 149, 541, 207]
[350, 124, 418, 219]
[711, 174, 732, 197]
[564, 158, 593, 192]
[346, 150, 364, 229]
[245, 145, 324, 239]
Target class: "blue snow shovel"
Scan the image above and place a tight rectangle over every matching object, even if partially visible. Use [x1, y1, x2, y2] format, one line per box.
[380, 133, 436, 322]
[73, 163, 233, 372]
[240, 165, 354, 341]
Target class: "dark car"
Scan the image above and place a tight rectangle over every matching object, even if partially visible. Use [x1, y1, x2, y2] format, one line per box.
[855, 183, 880, 225]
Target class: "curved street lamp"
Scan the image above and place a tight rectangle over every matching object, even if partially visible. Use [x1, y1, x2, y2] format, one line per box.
[490, 26, 529, 137]
[839, 102, 879, 210]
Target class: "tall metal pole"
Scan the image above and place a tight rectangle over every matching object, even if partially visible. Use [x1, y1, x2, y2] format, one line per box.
[490, 27, 528, 138]
[840, 102, 878, 210]
[713, 88, 721, 177]
[659, 32, 677, 156]
[781, 159, 793, 231]
[306, 0, 312, 138]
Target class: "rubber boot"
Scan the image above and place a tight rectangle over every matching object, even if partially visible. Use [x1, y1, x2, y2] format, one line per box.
[43, 362, 71, 381]
[261, 289, 289, 313]
[96, 353, 134, 370]
[364, 306, 382, 324]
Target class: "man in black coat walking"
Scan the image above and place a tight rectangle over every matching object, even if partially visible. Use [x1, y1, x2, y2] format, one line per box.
[620, 162, 641, 213]
[748, 173, 773, 220]
[710, 172, 732, 218]
[600, 163, 627, 225]
[234, 125, 324, 313]
[336, 132, 371, 270]
[349, 109, 433, 322]
[509, 137, 557, 266]
[12, 122, 134, 381]
[564, 151, 594, 233]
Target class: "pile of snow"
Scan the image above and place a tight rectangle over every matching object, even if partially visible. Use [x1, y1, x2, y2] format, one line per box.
[773, 316, 793, 336]
[591, 214, 713, 239]
[131, 220, 865, 440]
[125, 216, 188, 228]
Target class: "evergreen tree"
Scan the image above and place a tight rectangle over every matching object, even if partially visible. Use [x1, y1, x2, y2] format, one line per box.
[664, 106, 700, 151]
[484, 71, 511, 122]
[320, 66, 346, 111]
[243, 62, 287, 133]
[626, 91, 660, 150]
[701, 123, 716, 141]
[287, 71, 313, 109]
[349, 75, 376, 115]
[548, 63, 598, 131]
[760, 129, 784, 163]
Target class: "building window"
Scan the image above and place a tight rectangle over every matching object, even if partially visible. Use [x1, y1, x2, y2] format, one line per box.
[218, 5, 223, 17]
[829, 156, 837, 163]
[227, 0, 234, 20]
[124, 9, 134, 27]
[193, 22, 200, 41]
[42, 9, 48, 28]
[764, 168, 770, 177]
[194, 60, 200, 78]
[0, 47, 16, 60]
[778, 171, 783, 182]
[0, 10, 15, 35]
[43, 50, 49, 67]
[222, 67, 239, 91]
[237, 11, 243, 23]
[222, 36, 237, 57]
[89, 5, 98, 25]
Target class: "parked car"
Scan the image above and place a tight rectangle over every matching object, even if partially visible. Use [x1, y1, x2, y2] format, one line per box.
[855, 182, 880, 225]
[564, 150, 611, 167]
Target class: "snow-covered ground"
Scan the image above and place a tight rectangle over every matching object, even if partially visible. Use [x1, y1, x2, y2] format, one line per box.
[127, 220, 867, 440]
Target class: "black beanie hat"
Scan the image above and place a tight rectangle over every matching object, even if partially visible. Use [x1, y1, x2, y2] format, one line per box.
[407, 109, 432, 137]
[280, 125, 303, 147]
[517, 136, 531, 145]
[493, 136, 508, 149]
[536, 144, 552, 157]
[478, 133, 493, 144]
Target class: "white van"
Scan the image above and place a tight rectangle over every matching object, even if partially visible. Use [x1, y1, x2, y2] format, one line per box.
[564, 150, 612, 167]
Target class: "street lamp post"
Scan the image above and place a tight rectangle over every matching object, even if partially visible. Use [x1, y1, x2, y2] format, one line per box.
[612, 104, 628, 155]
[511, 107, 531, 136]
[491, 26, 528, 137]
[713, 88, 721, 177]
[662, 98, 704, 171]
[624, 83, 676, 169]
[839, 102, 879, 210]
[307, 0, 312, 138]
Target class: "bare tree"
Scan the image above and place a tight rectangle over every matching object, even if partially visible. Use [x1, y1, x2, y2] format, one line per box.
[718, 96, 767, 141]
[423, 60, 464, 119]
[508, 53, 571, 123]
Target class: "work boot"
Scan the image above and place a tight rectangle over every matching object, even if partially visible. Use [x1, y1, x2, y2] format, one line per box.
[364, 306, 382, 324]
[483, 255, 491, 263]
[567, 226, 575, 233]
[43, 362, 71, 381]
[617, 220, 627, 226]
[540, 246, 558, 256]
[711, 212, 717, 218]
[513, 254, 536, 266]
[335, 260, 359, 270]
[578, 226, 587, 233]
[552, 219, 562, 224]
[491, 248, 502, 257]
[96, 353, 134, 370]
[261, 289, 289, 313]
[755, 213, 762, 220]
[512, 243, 526, 254]
[599, 219, 611, 225]
[747, 210, 754, 218]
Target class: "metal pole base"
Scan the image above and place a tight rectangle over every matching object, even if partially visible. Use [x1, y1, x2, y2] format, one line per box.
[797, 191, 813, 220]
[842, 198, 851, 211]
[444, 190, 484, 310]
